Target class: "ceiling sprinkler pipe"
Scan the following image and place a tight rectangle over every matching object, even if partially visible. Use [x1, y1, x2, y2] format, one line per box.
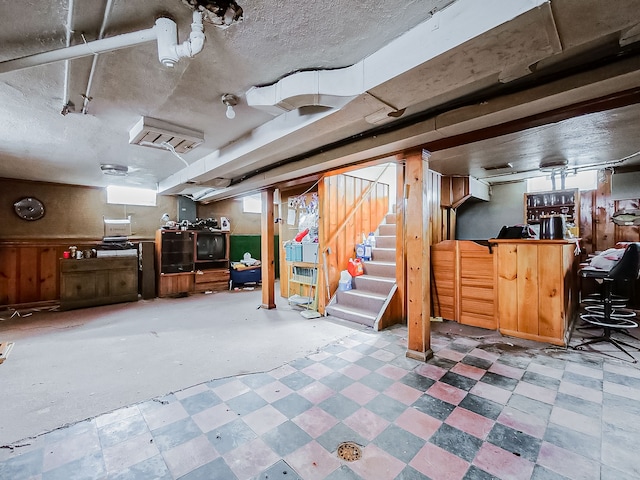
[175, 11, 205, 59]
[0, 27, 157, 74]
[155, 11, 204, 68]
[155, 18, 179, 67]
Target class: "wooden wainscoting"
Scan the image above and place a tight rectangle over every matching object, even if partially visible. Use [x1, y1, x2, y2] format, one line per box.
[0, 241, 67, 306]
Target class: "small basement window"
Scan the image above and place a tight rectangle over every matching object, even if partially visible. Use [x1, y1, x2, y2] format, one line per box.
[242, 194, 262, 214]
[527, 169, 598, 192]
[106, 185, 157, 206]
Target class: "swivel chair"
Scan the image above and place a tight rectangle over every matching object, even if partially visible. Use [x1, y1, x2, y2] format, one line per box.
[574, 243, 640, 362]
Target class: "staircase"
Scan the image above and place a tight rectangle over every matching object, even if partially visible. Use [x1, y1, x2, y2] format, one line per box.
[325, 213, 397, 329]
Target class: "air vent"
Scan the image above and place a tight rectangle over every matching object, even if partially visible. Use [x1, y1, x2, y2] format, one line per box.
[482, 163, 513, 171]
[101, 164, 128, 176]
[540, 158, 568, 171]
[129, 117, 204, 153]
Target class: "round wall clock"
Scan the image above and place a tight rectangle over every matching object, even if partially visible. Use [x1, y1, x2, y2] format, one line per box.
[14, 197, 45, 221]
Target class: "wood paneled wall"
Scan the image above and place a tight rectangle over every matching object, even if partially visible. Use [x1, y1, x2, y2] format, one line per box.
[578, 170, 640, 254]
[0, 242, 69, 306]
[429, 171, 443, 245]
[319, 174, 389, 312]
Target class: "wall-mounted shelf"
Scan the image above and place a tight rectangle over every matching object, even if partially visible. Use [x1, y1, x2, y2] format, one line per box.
[524, 188, 579, 225]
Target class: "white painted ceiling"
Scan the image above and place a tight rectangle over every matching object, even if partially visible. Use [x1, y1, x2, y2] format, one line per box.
[1, 0, 640, 202]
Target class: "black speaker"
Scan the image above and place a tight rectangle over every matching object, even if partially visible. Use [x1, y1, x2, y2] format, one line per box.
[138, 241, 156, 299]
[177, 196, 196, 223]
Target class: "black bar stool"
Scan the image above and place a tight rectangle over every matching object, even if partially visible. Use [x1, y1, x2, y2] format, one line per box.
[574, 243, 640, 362]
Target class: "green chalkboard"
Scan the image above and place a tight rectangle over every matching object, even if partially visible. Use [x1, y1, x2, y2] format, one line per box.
[230, 235, 280, 277]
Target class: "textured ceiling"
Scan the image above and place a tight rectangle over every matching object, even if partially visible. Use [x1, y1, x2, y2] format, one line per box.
[1, 0, 640, 201]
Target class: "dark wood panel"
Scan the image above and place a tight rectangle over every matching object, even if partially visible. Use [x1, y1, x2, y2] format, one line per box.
[0, 246, 17, 305]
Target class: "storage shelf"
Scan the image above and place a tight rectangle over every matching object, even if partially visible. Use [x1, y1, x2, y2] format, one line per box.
[287, 261, 318, 311]
[524, 189, 579, 226]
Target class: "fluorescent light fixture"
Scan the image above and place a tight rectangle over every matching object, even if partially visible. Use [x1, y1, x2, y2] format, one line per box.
[106, 185, 157, 206]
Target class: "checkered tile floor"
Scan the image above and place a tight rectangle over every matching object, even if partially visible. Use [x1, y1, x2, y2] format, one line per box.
[2, 322, 640, 480]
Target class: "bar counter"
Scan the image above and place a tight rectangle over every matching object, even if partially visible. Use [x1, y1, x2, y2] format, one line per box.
[490, 238, 580, 346]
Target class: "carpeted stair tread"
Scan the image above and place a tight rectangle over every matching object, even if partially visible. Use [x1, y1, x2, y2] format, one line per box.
[340, 289, 387, 300]
[325, 304, 376, 327]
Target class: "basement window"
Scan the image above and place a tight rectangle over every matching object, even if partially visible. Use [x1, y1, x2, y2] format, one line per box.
[527, 169, 598, 193]
[106, 185, 157, 206]
[242, 194, 262, 214]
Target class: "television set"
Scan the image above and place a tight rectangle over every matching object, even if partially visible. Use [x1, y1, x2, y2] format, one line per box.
[196, 232, 227, 261]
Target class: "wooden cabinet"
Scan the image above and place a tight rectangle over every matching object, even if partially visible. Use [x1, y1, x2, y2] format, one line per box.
[156, 230, 194, 297]
[524, 188, 579, 225]
[493, 239, 579, 346]
[431, 240, 496, 330]
[60, 257, 138, 310]
[155, 229, 230, 297]
[194, 269, 230, 292]
[156, 230, 194, 274]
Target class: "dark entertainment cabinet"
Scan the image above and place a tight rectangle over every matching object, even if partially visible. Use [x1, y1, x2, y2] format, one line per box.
[155, 229, 230, 297]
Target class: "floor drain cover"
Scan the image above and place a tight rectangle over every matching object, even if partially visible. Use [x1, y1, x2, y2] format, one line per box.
[337, 442, 362, 461]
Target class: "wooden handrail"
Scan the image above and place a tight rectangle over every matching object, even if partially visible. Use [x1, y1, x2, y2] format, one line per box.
[322, 164, 391, 252]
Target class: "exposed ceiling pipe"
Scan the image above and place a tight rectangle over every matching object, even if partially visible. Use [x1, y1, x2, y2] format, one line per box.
[61, 0, 75, 115]
[155, 11, 204, 68]
[0, 28, 156, 74]
[0, 12, 205, 75]
[81, 0, 115, 114]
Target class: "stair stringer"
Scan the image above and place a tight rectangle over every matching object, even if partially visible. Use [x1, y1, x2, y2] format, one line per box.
[373, 283, 399, 331]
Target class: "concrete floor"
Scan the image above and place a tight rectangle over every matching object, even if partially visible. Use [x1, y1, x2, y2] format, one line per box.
[0, 289, 364, 446]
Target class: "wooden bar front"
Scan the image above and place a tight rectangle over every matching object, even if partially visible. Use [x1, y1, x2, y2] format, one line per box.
[492, 239, 579, 346]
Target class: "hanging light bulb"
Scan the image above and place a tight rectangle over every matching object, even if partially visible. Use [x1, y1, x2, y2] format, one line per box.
[221, 94, 238, 120]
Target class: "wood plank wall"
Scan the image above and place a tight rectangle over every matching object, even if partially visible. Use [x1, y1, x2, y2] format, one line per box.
[0, 242, 68, 306]
[319, 174, 389, 312]
[579, 170, 640, 254]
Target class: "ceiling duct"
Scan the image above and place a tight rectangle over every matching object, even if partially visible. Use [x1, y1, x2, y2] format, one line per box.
[129, 117, 204, 153]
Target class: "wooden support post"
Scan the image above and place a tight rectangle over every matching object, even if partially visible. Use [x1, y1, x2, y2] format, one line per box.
[261, 189, 276, 309]
[404, 150, 433, 362]
[395, 157, 406, 322]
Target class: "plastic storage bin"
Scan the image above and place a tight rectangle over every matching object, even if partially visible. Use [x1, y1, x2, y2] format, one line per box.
[302, 243, 319, 263]
[285, 242, 303, 261]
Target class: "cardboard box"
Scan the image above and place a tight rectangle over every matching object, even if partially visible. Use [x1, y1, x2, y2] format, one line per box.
[355, 243, 372, 261]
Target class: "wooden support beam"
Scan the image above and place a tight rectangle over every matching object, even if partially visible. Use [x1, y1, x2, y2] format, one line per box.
[404, 150, 433, 362]
[395, 157, 406, 322]
[261, 189, 276, 309]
